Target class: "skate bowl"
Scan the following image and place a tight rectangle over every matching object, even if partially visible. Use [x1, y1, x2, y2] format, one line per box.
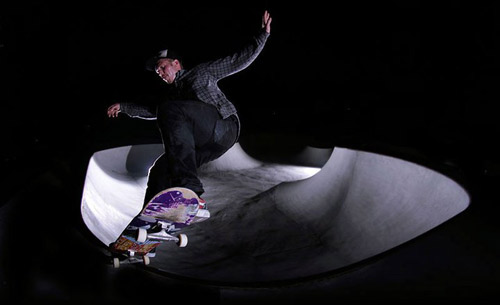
[80, 142, 470, 284]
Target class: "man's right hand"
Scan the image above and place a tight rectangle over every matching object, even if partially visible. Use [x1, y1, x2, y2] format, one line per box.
[107, 103, 121, 118]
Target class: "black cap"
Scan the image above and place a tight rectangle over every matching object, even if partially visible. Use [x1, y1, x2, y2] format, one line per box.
[144, 48, 182, 71]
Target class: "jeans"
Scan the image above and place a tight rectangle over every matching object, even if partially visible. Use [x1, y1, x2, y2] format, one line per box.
[143, 99, 238, 204]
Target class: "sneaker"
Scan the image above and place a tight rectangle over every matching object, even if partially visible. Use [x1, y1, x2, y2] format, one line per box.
[198, 197, 207, 209]
[191, 198, 210, 224]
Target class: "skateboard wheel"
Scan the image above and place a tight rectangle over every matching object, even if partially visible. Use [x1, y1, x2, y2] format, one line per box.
[143, 255, 150, 265]
[177, 234, 188, 247]
[137, 228, 147, 243]
[113, 257, 120, 268]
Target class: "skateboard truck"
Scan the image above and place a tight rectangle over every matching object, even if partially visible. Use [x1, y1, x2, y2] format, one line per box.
[138, 227, 187, 244]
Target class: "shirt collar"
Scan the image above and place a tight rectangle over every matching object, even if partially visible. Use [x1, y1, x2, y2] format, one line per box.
[175, 69, 187, 83]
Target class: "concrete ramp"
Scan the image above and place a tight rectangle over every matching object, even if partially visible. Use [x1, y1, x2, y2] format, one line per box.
[81, 143, 315, 246]
[81, 143, 469, 284]
[273, 148, 470, 275]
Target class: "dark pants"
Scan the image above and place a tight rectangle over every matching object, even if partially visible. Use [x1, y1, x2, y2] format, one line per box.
[143, 99, 238, 204]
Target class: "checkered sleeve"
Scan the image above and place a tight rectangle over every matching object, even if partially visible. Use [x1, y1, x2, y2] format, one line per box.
[120, 102, 157, 120]
[206, 30, 270, 80]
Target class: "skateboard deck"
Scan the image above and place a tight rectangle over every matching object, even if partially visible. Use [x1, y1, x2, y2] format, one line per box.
[110, 187, 209, 267]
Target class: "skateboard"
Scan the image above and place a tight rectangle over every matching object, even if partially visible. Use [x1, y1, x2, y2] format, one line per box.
[109, 187, 210, 268]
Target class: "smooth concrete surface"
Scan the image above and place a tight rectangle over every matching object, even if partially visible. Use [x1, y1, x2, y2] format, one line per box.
[81, 143, 317, 247]
[81, 143, 469, 283]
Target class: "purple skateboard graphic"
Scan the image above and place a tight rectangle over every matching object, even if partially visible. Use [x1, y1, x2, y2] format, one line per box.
[110, 187, 208, 268]
[141, 189, 200, 226]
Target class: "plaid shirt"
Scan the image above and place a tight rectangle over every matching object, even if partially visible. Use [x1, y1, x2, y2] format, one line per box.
[121, 30, 270, 130]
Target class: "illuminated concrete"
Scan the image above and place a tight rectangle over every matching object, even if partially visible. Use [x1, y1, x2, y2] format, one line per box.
[81, 143, 469, 283]
[81, 143, 318, 246]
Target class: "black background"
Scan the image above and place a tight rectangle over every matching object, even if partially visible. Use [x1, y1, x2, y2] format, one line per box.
[2, 1, 499, 157]
[1, 1, 500, 304]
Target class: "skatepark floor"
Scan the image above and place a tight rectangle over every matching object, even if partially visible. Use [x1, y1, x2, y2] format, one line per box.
[1, 132, 499, 305]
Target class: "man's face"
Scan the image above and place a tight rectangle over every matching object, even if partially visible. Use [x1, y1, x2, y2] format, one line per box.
[155, 58, 179, 84]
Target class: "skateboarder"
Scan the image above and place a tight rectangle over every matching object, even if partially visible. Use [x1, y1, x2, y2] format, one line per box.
[107, 10, 272, 204]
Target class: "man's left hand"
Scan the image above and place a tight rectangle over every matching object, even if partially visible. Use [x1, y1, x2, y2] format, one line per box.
[262, 10, 272, 34]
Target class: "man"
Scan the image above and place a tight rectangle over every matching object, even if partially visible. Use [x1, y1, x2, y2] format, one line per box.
[107, 10, 272, 205]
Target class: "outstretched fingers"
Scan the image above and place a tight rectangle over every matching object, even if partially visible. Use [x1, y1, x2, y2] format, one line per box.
[107, 103, 121, 118]
[262, 10, 272, 33]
